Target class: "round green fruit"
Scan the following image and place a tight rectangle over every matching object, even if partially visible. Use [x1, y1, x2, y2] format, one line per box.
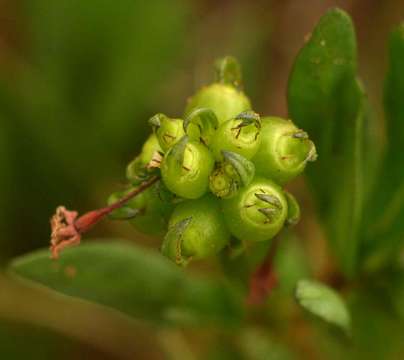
[210, 111, 261, 160]
[161, 136, 214, 199]
[221, 177, 288, 242]
[161, 195, 230, 265]
[252, 117, 317, 184]
[185, 83, 251, 125]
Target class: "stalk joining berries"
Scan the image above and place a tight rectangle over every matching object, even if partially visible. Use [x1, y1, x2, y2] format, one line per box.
[107, 57, 317, 265]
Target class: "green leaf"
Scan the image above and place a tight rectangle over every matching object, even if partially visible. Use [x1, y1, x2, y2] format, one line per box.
[287, 8, 376, 276]
[295, 279, 351, 332]
[363, 23, 404, 261]
[9, 241, 243, 327]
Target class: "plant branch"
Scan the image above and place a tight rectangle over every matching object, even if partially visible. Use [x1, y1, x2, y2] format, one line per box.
[247, 234, 281, 305]
[50, 175, 160, 259]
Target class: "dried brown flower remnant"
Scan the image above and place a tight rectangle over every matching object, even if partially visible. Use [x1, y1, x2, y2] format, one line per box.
[50, 206, 80, 259]
[147, 151, 163, 170]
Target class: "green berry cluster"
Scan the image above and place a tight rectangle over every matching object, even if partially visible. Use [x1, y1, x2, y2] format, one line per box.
[108, 57, 317, 266]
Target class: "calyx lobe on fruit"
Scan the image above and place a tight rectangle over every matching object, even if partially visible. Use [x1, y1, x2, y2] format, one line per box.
[149, 113, 185, 152]
[161, 217, 193, 266]
[183, 107, 218, 146]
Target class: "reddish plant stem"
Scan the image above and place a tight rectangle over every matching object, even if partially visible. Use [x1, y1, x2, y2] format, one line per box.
[74, 176, 159, 233]
[50, 176, 159, 259]
[247, 234, 281, 306]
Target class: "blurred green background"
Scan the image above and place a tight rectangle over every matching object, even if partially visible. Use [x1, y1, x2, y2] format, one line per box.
[0, 0, 403, 359]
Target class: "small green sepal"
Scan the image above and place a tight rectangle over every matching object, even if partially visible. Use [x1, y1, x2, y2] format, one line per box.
[183, 107, 219, 146]
[161, 217, 193, 266]
[214, 56, 243, 88]
[285, 191, 301, 226]
[149, 113, 185, 152]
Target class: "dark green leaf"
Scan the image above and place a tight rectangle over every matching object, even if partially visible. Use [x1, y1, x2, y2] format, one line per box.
[295, 279, 351, 332]
[9, 241, 243, 327]
[363, 23, 404, 261]
[287, 8, 376, 276]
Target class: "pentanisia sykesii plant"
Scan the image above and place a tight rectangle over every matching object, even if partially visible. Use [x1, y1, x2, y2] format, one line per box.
[9, 8, 404, 358]
[106, 56, 317, 266]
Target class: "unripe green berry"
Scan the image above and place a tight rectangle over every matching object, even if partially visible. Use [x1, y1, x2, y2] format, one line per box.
[221, 177, 288, 242]
[185, 83, 251, 125]
[126, 133, 162, 184]
[252, 117, 317, 184]
[210, 111, 261, 160]
[108, 182, 174, 236]
[161, 136, 214, 199]
[161, 195, 230, 266]
[149, 113, 185, 152]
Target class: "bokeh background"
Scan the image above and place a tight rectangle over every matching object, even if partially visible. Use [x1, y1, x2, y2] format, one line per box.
[0, 0, 403, 359]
